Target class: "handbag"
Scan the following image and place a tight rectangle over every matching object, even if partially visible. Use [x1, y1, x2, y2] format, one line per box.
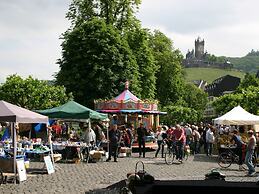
[127, 161, 154, 194]
[134, 161, 154, 185]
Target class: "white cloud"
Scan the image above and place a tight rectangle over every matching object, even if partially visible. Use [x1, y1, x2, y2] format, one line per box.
[0, 0, 71, 83]
[138, 0, 259, 57]
[1, 0, 259, 82]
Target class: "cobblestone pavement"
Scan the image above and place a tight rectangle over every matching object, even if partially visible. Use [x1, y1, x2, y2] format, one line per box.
[0, 151, 258, 194]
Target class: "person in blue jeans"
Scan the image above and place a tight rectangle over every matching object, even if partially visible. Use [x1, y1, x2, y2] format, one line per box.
[230, 129, 245, 170]
[245, 130, 256, 176]
[155, 126, 165, 158]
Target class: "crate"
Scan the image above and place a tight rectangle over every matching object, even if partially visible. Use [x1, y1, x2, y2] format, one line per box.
[91, 151, 104, 160]
[120, 147, 132, 157]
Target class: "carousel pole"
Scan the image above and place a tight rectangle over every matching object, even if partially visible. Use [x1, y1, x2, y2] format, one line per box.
[87, 119, 91, 163]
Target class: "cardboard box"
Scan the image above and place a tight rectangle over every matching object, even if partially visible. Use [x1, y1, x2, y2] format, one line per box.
[91, 151, 103, 159]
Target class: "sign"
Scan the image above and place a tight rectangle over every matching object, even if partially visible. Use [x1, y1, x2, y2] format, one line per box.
[16, 159, 27, 182]
[44, 156, 55, 174]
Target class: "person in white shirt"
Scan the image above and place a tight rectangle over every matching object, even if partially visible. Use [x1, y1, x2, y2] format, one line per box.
[185, 124, 192, 145]
[155, 126, 165, 158]
[245, 130, 256, 176]
[81, 126, 96, 146]
[206, 127, 215, 156]
[192, 126, 201, 154]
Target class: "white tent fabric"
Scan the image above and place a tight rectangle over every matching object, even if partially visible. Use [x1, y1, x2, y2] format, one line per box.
[0, 100, 48, 123]
[214, 105, 259, 125]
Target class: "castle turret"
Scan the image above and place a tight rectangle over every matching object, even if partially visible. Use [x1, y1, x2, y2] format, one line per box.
[195, 37, 204, 60]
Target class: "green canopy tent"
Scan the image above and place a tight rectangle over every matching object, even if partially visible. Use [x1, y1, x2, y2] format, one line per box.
[36, 100, 107, 121]
[36, 101, 108, 161]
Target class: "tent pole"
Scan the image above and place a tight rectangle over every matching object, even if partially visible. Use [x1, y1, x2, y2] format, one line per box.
[12, 122, 17, 184]
[47, 126, 55, 170]
[29, 128, 31, 139]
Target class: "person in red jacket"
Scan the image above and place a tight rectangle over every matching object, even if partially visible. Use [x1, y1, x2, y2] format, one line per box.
[172, 124, 186, 162]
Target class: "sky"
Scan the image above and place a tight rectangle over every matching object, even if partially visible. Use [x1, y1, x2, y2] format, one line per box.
[0, 0, 259, 83]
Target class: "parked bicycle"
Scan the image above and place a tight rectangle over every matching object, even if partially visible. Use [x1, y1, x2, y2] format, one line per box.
[218, 145, 257, 168]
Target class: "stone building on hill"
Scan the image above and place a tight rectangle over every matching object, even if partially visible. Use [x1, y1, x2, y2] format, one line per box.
[183, 37, 233, 69]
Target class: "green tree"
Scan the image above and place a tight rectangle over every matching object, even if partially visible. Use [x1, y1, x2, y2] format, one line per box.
[126, 28, 157, 99]
[239, 86, 259, 114]
[57, 0, 161, 107]
[0, 75, 72, 110]
[66, 0, 141, 31]
[56, 18, 140, 108]
[148, 30, 184, 106]
[161, 105, 199, 125]
[238, 73, 259, 90]
[182, 83, 208, 120]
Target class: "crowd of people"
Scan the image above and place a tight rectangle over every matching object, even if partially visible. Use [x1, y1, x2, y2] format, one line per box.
[152, 123, 259, 176]
[2, 118, 258, 177]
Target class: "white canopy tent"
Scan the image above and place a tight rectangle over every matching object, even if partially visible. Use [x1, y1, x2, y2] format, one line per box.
[0, 100, 49, 183]
[214, 105, 259, 125]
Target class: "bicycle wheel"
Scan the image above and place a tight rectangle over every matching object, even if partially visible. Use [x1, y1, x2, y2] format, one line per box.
[218, 152, 232, 168]
[165, 149, 175, 165]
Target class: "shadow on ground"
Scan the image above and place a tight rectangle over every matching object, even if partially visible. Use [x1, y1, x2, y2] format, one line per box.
[193, 154, 218, 163]
[86, 180, 126, 194]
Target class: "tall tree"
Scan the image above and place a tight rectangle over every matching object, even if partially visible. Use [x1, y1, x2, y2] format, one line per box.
[66, 0, 141, 30]
[126, 27, 157, 99]
[0, 75, 72, 110]
[56, 18, 140, 107]
[148, 30, 185, 106]
[57, 0, 162, 108]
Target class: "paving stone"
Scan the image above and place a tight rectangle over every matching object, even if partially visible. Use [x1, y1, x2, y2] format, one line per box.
[0, 151, 258, 193]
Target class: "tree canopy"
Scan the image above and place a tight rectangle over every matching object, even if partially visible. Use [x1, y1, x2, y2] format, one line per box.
[148, 30, 184, 106]
[56, 18, 140, 107]
[56, 0, 208, 123]
[56, 0, 159, 108]
[0, 75, 72, 110]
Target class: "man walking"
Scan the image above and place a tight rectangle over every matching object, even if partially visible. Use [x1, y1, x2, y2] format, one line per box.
[106, 124, 121, 162]
[245, 130, 256, 176]
[136, 123, 148, 158]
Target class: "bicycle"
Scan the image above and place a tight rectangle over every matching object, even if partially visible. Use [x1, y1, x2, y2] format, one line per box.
[165, 141, 177, 165]
[218, 145, 257, 168]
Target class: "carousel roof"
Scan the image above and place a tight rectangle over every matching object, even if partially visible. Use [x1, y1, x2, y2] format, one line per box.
[114, 89, 140, 101]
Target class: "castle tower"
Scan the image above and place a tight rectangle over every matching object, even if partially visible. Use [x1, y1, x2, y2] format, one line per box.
[195, 37, 204, 60]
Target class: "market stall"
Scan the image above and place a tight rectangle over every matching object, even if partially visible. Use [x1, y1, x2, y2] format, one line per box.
[214, 105, 259, 156]
[214, 105, 259, 125]
[36, 100, 108, 163]
[0, 100, 48, 183]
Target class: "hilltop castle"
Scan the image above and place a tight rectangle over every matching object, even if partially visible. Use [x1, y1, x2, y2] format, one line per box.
[182, 37, 232, 69]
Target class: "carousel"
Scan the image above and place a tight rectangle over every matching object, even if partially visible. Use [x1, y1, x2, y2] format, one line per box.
[94, 81, 166, 130]
[94, 82, 166, 149]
